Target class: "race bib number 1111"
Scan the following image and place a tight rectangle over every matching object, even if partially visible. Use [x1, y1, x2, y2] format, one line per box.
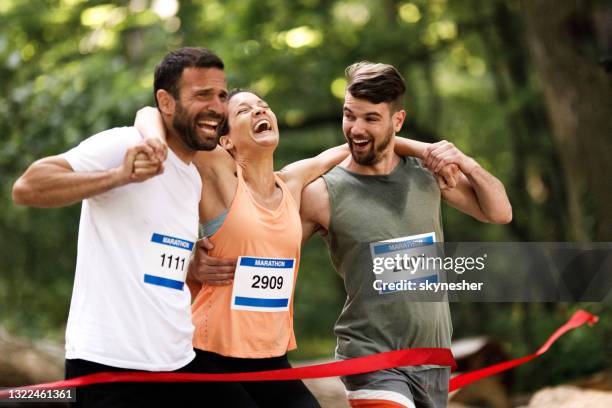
[144, 233, 194, 290]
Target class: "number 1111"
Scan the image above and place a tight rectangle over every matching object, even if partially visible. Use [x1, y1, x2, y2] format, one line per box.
[160, 254, 185, 271]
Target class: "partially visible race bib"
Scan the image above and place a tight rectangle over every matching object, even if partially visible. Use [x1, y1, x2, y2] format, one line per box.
[144, 233, 194, 290]
[370, 232, 439, 294]
[230, 256, 295, 312]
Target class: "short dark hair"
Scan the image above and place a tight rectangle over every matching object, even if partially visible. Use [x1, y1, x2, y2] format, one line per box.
[153, 47, 224, 106]
[345, 61, 406, 112]
[218, 88, 261, 137]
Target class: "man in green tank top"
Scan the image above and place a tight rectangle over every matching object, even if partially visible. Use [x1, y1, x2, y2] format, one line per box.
[300, 62, 512, 408]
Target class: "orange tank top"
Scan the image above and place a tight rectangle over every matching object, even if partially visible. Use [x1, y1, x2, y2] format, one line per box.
[191, 166, 302, 358]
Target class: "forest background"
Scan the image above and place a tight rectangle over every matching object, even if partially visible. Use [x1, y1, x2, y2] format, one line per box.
[1, 0, 611, 395]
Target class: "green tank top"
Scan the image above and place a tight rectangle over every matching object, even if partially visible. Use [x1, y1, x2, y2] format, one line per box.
[322, 156, 452, 367]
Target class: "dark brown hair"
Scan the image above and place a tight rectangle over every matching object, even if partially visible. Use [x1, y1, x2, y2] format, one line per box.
[153, 47, 224, 106]
[345, 61, 406, 112]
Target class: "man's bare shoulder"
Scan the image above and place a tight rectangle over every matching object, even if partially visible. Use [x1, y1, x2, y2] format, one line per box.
[301, 177, 330, 230]
[302, 177, 329, 200]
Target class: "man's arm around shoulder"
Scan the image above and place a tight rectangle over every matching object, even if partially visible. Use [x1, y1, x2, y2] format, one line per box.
[424, 140, 512, 224]
[13, 133, 161, 208]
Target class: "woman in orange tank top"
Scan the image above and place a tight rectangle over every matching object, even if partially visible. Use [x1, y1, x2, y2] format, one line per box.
[136, 90, 350, 407]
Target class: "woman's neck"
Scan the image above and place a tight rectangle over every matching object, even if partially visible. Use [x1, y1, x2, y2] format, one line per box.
[235, 153, 276, 195]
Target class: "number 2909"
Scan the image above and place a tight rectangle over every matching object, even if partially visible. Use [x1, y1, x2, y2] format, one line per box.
[251, 275, 283, 289]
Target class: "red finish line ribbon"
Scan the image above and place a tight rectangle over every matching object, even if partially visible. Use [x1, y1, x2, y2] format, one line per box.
[0, 309, 598, 400]
[0, 348, 455, 398]
[448, 309, 599, 392]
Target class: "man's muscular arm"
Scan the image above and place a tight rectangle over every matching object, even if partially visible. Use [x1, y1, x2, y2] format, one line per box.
[299, 177, 331, 247]
[12, 142, 159, 208]
[424, 140, 512, 224]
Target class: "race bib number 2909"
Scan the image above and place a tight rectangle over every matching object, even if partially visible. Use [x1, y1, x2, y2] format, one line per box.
[230, 256, 295, 312]
[144, 233, 194, 291]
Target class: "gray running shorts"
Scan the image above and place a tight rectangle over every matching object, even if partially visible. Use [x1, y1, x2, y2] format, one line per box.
[341, 367, 450, 408]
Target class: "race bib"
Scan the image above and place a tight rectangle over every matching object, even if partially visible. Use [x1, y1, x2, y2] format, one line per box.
[230, 256, 295, 312]
[144, 233, 194, 290]
[370, 232, 440, 294]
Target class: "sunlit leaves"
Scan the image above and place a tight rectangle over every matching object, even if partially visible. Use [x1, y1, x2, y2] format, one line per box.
[80, 5, 125, 28]
[333, 2, 371, 26]
[398, 3, 421, 24]
[251, 75, 276, 96]
[151, 0, 179, 20]
[285, 26, 323, 48]
[330, 77, 346, 99]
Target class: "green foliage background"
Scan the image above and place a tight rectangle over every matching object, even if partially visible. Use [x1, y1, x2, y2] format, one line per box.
[1, 0, 610, 394]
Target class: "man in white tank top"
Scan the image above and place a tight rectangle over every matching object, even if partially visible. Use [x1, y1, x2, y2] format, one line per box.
[11, 47, 228, 407]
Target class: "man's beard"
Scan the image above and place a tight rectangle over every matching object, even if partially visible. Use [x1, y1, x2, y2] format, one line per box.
[349, 126, 394, 166]
[172, 102, 225, 151]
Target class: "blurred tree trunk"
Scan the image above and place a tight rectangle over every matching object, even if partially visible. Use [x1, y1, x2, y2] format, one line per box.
[477, 0, 565, 241]
[522, 0, 612, 240]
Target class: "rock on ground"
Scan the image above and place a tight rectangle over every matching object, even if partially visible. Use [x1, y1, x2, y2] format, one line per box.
[520, 385, 612, 408]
